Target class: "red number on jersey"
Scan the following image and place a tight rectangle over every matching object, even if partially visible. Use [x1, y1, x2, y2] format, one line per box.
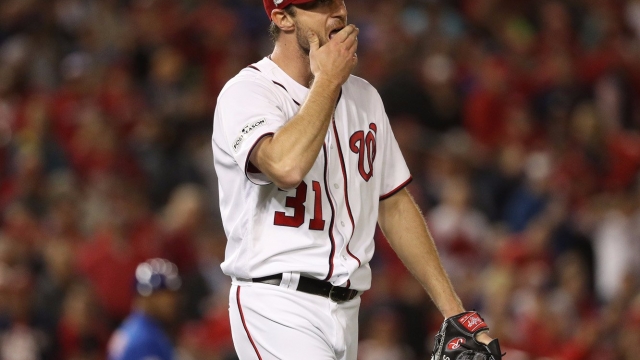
[273, 181, 325, 230]
[309, 181, 325, 230]
[274, 181, 307, 227]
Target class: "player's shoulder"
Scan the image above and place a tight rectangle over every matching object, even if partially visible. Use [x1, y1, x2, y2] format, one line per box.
[108, 327, 154, 360]
[345, 75, 381, 96]
[219, 58, 283, 99]
[345, 74, 372, 86]
[219, 67, 273, 98]
[344, 75, 383, 103]
[118, 316, 152, 339]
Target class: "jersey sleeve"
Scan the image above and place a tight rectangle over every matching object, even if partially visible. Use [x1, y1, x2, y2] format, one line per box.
[377, 109, 412, 200]
[214, 78, 287, 185]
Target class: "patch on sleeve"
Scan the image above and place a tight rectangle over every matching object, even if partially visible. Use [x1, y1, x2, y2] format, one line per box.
[233, 118, 267, 153]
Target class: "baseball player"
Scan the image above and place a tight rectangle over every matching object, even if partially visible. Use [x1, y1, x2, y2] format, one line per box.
[211, 0, 501, 359]
[107, 259, 181, 360]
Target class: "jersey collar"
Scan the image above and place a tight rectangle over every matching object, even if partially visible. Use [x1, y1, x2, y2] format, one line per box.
[257, 56, 311, 106]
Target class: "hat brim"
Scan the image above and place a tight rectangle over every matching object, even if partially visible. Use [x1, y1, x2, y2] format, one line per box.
[265, 0, 318, 20]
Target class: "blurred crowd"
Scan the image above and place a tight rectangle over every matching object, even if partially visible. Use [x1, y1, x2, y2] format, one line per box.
[1, 0, 640, 359]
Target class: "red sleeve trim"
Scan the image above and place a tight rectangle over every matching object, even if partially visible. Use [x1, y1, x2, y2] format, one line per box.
[379, 176, 413, 201]
[247, 162, 261, 174]
[244, 132, 275, 185]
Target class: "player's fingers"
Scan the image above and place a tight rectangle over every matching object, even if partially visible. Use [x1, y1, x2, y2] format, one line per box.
[308, 31, 320, 52]
[336, 24, 357, 43]
[347, 43, 358, 62]
[342, 28, 359, 49]
[345, 32, 358, 55]
[475, 331, 493, 345]
[342, 31, 358, 51]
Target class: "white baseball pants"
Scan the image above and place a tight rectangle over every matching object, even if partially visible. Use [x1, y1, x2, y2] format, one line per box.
[229, 274, 361, 360]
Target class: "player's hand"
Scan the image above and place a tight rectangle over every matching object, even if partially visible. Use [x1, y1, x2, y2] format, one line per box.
[475, 331, 494, 345]
[308, 24, 358, 87]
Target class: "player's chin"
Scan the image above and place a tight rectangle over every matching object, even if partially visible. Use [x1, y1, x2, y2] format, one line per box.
[314, 33, 329, 47]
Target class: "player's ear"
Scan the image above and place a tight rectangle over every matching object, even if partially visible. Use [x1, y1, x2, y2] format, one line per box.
[272, 9, 295, 32]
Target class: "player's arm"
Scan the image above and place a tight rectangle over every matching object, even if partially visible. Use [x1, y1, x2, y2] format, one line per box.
[378, 188, 494, 344]
[249, 26, 358, 190]
[377, 187, 464, 317]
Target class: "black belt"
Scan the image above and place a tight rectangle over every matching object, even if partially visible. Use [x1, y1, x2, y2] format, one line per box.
[252, 274, 359, 303]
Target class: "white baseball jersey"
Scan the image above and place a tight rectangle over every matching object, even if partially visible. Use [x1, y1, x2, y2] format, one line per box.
[212, 57, 411, 291]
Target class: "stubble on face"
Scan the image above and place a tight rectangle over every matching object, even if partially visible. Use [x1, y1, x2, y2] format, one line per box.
[294, 20, 327, 56]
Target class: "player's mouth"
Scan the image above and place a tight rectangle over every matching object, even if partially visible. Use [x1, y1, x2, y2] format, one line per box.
[329, 26, 345, 40]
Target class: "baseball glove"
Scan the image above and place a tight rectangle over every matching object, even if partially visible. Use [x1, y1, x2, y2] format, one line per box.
[431, 311, 503, 360]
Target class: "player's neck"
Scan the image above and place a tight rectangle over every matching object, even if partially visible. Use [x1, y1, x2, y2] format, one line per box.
[271, 41, 313, 88]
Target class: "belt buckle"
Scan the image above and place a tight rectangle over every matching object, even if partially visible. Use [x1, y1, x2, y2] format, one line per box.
[328, 285, 343, 303]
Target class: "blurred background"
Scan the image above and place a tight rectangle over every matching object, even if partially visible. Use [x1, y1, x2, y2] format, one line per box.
[1, 0, 640, 359]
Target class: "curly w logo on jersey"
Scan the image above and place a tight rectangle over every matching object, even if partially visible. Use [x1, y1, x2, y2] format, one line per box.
[349, 123, 377, 181]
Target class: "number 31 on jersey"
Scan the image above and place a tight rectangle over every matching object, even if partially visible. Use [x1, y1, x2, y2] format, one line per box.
[273, 180, 325, 231]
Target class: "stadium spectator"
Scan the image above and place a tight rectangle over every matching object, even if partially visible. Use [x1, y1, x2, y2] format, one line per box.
[107, 258, 181, 360]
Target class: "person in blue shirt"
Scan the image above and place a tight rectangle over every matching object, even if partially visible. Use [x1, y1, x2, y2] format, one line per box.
[107, 258, 181, 360]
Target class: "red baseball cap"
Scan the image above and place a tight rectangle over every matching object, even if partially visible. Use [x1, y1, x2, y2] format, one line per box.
[263, 0, 316, 20]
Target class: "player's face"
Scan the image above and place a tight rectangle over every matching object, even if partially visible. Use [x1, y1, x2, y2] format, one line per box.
[292, 0, 348, 54]
[150, 290, 179, 324]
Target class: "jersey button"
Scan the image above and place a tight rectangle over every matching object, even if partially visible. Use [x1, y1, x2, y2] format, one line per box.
[341, 221, 345, 226]
[342, 255, 347, 260]
[334, 183, 339, 189]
